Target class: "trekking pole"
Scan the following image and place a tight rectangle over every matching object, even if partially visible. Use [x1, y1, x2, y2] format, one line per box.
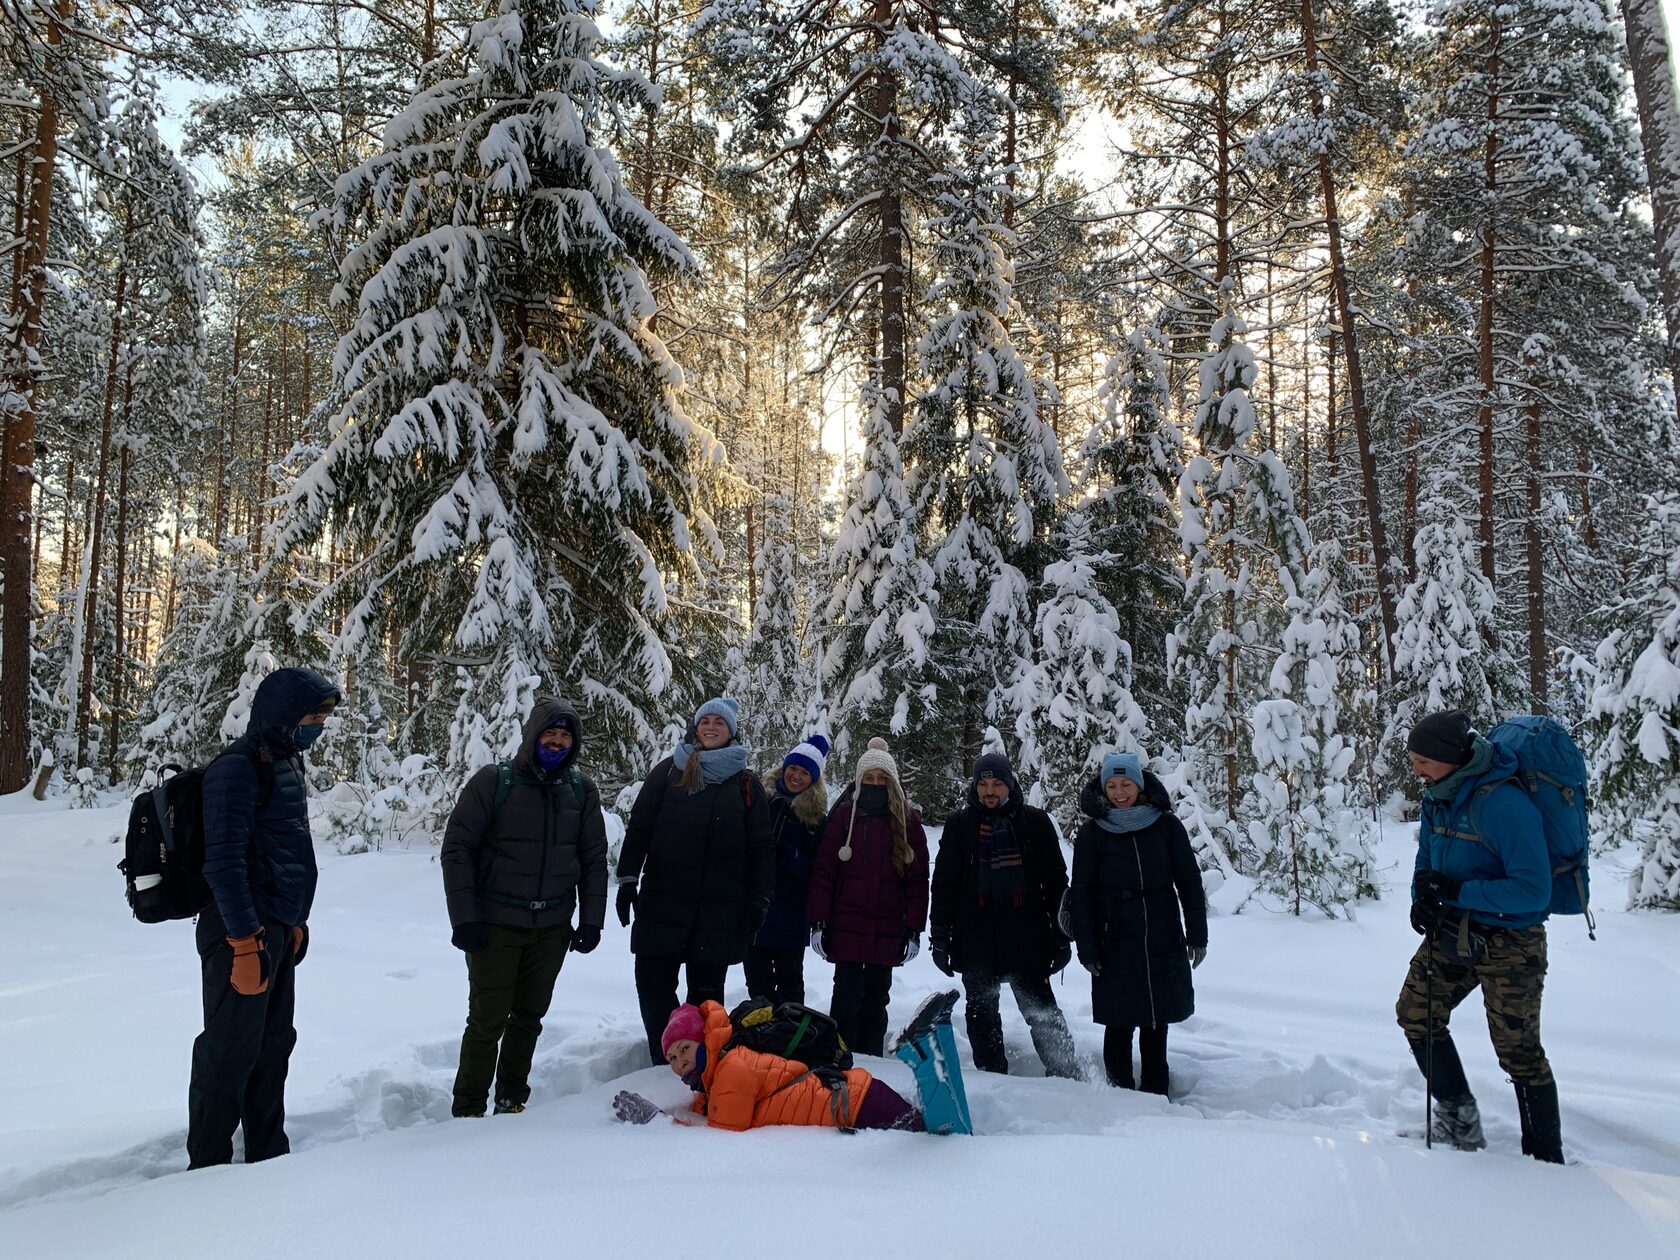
[1424, 942, 1434, 1152]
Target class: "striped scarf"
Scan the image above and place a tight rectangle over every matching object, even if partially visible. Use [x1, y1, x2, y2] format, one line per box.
[975, 814, 1026, 909]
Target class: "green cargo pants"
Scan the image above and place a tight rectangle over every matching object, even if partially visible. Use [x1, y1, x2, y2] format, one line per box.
[1395, 923, 1553, 1086]
[454, 923, 571, 1111]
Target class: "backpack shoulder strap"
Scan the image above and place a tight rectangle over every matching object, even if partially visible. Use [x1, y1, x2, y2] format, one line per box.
[492, 762, 514, 819]
[570, 769, 587, 809]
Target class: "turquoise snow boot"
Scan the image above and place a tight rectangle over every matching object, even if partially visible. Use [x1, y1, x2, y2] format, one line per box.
[892, 990, 973, 1136]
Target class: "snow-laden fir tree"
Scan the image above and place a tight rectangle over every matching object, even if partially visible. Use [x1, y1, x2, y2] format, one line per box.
[908, 89, 1068, 803]
[821, 388, 939, 799]
[271, 0, 718, 788]
[1168, 293, 1311, 873]
[1587, 492, 1680, 908]
[1247, 545, 1374, 915]
[221, 638, 279, 743]
[727, 492, 819, 767]
[1007, 511, 1149, 840]
[1384, 474, 1512, 783]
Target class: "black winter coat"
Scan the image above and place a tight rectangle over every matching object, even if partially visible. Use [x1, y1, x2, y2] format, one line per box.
[440, 699, 609, 933]
[932, 790, 1068, 977]
[1069, 772, 1208, 1028]
[754, 791, 826, 952]
[202, 667, 342, 939]
[619, 755, 775, 966]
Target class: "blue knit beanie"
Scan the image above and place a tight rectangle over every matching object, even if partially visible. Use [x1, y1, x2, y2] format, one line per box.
[782, 734, 830, 782]
[1101, 750, 1144, 790]
[694, 697, 739, 737]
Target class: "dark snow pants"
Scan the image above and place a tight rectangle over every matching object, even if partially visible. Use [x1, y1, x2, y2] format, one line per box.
[961, 969, 1081, 1079]
[743, 945, 806, 1007]
[830, 961, 894, 1057]
[1395, 924, 1553, 1086]
[1104, 1024, 1169, 1094]
[454, 923, 571, 1112]
[187, 904, 300, 1168]
[634, 955, 727, 1065]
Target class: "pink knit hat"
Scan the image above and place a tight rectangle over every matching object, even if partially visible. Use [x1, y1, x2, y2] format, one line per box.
[661, 1004, 705, 1057]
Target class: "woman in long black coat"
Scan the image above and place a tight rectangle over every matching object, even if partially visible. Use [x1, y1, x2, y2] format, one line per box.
[617, 697, 774, 1064]
[1068, 750, 1208, 1095]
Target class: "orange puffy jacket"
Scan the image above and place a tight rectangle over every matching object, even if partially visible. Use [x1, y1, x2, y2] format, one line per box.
[692, 1001, 875, 1131]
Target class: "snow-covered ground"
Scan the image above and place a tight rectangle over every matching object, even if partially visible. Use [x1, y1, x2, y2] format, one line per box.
[3, 790, 1678, 1258]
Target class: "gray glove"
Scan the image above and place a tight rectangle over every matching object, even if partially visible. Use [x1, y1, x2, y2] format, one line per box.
[1189, 945, 1207, 969]
[809, 922, 829, 961]
[612, 1091, 661, 1125]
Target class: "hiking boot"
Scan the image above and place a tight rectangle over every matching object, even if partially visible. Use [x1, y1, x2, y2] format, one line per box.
[452, 1102, 486, 1119]
[1430, 1094, 1487, 1151]
[890, 989, 960, 1056]
[1515, 1081, 1564, 1164]
[493, 1099, 526, 1115]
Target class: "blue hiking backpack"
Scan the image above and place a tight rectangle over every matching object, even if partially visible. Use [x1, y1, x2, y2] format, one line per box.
[1477, 716, 1595, 938]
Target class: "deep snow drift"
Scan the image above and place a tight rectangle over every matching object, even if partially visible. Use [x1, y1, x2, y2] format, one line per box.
[2, 790, 1677, 1258]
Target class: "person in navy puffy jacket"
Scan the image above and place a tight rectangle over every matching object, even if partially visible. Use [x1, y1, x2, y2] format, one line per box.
[1396, 710, 1562, 1163]
[745, 735, 830, 1006]
[188, 666, 341, 1169]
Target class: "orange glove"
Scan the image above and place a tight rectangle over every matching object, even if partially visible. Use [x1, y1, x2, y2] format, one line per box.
[292, 923, 309, 965]
[228, 930, 271, 996]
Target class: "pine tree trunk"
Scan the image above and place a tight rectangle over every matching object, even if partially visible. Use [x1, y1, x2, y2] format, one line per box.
[1477, 22, 1501, 587]
[108, 412, 131, 784]
[1301, 0, 1399, 671]
[1622, 0, 1680, 391]
[873, 0, 906, 432]
[0, 0, 69, 792]
[1524, 400, 1547, 711]
[76, 260, 127, 768]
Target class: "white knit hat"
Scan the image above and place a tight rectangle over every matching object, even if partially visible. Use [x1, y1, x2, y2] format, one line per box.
[841, 737, 900, 862]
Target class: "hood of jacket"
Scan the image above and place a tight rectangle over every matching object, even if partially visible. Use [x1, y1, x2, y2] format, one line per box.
[1079, 769, 1172, 820]
[514, 697, 583, 775]
[1427, 736, 1519, 810]
[248, 668, 341, 752]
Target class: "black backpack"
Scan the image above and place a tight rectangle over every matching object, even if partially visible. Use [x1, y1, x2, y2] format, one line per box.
[119, 749, 274, 924]
[723, 998, 854, 1072]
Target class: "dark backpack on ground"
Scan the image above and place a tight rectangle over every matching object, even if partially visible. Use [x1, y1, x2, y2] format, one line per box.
[119, 749, 274, 924]
[1455, 716, 1595, 939]
[723, 998, 854, 1072]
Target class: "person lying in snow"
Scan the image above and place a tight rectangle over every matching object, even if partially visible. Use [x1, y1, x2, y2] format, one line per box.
[611, 993, 972, 1134]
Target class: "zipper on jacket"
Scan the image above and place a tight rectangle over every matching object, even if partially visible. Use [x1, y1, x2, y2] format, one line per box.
[535, 774, 553, 920]
[1133, 835, 1158, 1028]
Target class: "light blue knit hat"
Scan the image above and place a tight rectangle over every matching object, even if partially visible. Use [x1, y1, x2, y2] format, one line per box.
[1101, 750, 1144, 789]
[694, 696, 740, 737]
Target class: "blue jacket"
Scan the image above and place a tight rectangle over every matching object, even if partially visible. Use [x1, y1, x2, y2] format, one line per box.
[1414, 739, 1550, 929]
[754, 789, 825, 952]
[202, 668, 341, 938]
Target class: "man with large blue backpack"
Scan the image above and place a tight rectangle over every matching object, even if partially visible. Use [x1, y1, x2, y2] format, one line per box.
[188, 667, 342, 1169]
[1396, 709, 1591, 1165]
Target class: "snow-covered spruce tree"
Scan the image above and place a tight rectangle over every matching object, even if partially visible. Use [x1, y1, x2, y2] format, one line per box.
[1007, 511, 1150, 840]
[272, 0, 717, 788]
[221, 637, 279, 744]
[1587, 492, 1680, 908]
[1383, 475, 1513, 785]
[1247, 547, 1374, 916]
[821, 389, 940, 800]
[1168, 295, 1311, 874]
[727, 492, 818, 769]
[1084, 324, 1184, 722]
[909, 92, 1068, 799]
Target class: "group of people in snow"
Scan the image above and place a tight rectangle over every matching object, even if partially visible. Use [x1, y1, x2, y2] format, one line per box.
[181, 670, 1564, 1165]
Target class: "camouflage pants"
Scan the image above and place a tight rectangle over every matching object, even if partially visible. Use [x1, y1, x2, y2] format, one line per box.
[1395, 923, 1553, 1086]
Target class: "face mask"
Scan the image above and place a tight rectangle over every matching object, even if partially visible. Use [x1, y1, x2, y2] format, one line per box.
[535, 743, 568, 772]
[294, 724, 325, 751]
[857, 783, 891, 815]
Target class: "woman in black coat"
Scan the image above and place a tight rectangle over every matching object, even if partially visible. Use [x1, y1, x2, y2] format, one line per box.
[1069, 750, 1208, 1095]
[617, 697, 775, 1063]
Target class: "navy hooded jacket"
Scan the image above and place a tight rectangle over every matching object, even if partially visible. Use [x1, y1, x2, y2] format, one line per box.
[201, 667, 341, 939]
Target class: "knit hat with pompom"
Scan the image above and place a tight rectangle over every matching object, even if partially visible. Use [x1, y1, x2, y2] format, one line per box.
[841, 737, 901, 862]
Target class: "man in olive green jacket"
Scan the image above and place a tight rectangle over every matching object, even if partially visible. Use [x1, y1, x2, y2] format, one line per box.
[442, 697, 608, 1116]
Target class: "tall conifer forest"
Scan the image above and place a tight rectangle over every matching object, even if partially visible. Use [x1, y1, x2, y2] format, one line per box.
[4, 0, 1679, 912]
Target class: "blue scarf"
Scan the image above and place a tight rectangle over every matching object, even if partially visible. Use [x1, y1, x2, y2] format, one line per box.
[673, 740, 749, 788]
[1096, 804, 1163, 834]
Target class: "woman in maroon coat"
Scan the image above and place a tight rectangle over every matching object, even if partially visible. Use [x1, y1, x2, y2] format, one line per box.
[808, 737, 930, 1056]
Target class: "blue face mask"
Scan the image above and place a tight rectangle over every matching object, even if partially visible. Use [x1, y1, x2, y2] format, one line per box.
[535, 743, 569, 772]
[294, 723, 325, 751]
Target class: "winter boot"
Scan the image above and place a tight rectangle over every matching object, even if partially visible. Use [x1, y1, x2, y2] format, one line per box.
[1515, 1081, 1564, 1164]
[1429, 1094, 1488, 1152]
[892, 990, 973, 1136]
[493, 1099, 526, 1115]
[452, 1100, 486, 1119]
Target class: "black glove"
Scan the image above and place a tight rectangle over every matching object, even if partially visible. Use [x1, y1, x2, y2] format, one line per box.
[1416, 869, 1462, 906]
[930, 934, 955, 977]
[1409, 898, 1436, 936]
[1077, 947, 1101, 977]
[612, 1091, 661, 1125]
[452, 922, 489, 954]
[616, 883, 637, 928]
[1049, 936, 1073, 976]
[571, 924, 601, 954]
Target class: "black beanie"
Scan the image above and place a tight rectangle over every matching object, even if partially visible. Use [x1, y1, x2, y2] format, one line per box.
[1407, 710, 1475, 765]
[972, 752, 1014, 785]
